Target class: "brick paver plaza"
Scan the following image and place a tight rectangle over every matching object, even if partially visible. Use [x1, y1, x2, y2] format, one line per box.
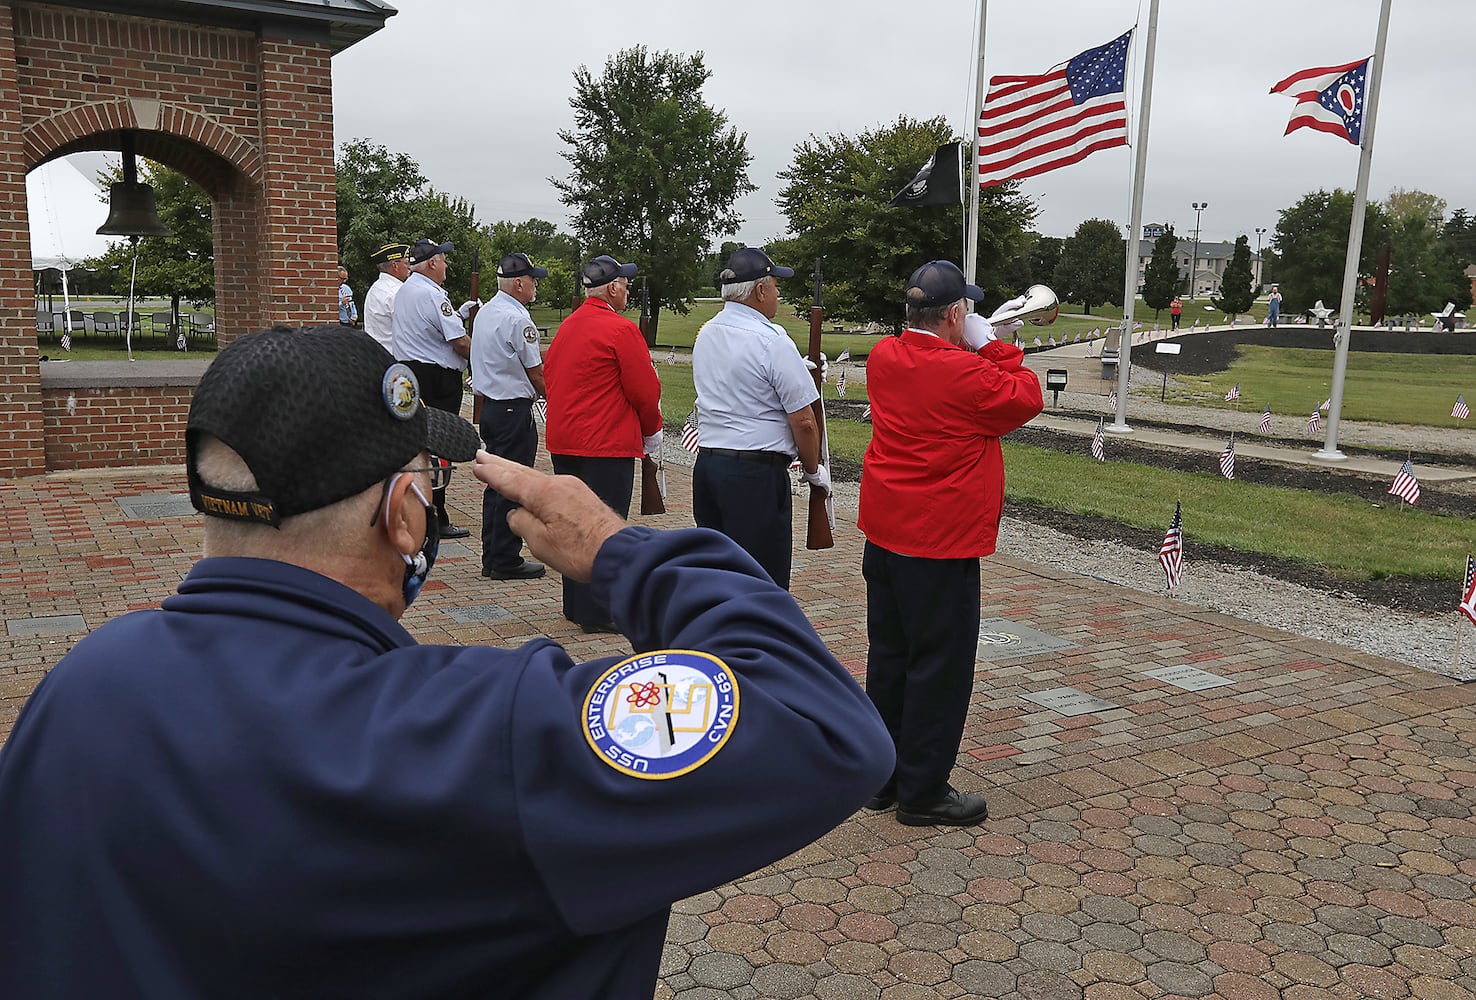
[3, 452, 1474, 1000]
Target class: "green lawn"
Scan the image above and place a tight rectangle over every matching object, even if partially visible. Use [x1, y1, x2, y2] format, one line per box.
[656, 362, 1475, 583]
[1167, 346, 1476, 428]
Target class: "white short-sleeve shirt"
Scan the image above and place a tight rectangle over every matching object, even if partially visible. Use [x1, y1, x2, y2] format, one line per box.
[691, 301, 820, 455]
[471, 290, 543, 400]
[391, 271, 466, 370]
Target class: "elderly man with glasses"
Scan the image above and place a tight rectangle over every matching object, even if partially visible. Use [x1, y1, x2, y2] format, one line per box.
[543, 254, 664, 633]
[0, 324, 893, 1000]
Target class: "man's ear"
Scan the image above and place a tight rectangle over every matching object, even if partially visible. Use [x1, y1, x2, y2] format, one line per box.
[383, 476, 424, 556]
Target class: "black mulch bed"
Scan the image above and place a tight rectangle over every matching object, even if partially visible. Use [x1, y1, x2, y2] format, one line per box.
[1132, 327, 1476, 377]
[821, 397, 1470, 614]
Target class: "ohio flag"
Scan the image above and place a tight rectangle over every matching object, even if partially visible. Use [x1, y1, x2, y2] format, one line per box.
[1270, 57, 1371, 145]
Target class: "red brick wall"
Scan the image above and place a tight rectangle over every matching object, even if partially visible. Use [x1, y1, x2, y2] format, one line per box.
[0, 2, 343, 477]
[40, 385, 190, 470]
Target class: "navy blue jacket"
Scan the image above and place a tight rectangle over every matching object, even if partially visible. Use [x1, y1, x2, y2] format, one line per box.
[0, 526, 892, 999]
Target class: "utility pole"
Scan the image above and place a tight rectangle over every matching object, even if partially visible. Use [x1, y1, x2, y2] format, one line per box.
[1188, 201, 1207, 301]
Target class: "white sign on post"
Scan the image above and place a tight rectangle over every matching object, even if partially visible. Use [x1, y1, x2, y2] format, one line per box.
[1155, 343, 1181, 355]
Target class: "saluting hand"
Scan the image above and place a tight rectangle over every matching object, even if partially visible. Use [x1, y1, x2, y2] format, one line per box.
[471, 451, 627, 582]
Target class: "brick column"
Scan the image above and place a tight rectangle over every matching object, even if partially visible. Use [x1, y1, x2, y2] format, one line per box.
[0, 5, 43, 477]
[212, 171, 262, 346]
[257, 37, 337, 329]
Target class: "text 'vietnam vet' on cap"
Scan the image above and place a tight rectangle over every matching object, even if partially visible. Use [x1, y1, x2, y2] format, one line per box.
[185, 326, 481, 525]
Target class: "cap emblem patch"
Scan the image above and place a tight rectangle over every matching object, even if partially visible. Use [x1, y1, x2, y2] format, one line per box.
[583, 650, 739, 779]
[382, 363, 420, 420]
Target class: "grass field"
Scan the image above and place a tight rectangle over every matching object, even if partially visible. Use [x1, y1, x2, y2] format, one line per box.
[655, 363, 1475, 583]
[1168, 346, 1476, 429]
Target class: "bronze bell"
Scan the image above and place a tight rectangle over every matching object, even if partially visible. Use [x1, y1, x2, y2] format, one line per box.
[96, 133, 172, 239]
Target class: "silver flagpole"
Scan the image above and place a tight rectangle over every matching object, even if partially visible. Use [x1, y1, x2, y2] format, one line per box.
[1314, 0, 1392, 462]
[963, 0, 988, 285]
[1109, 0, 1160, 435]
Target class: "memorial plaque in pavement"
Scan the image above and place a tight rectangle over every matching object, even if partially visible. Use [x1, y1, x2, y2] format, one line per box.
[1021, 687, 1119, 717]
[445, 604, 515, 624]
[436, 541, 474, 559]
[1143, 665, 1235, 691]
[975, 618, 1078, 660]
[116, 494, 195, 519]
[8, 614, 87, 637]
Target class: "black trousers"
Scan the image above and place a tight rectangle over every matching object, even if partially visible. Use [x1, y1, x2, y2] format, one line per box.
[692, 449, 793, 589]
[403, 360, 465, 527]
[550, 454, 633, 625]
[479, 399, 537, 572]
[862, 540, 981, 808]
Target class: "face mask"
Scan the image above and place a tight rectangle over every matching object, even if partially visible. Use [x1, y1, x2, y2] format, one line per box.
[383, 474, 440, 607]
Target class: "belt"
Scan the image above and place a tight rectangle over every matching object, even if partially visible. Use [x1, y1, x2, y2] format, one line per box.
[698, 447, 792, 467]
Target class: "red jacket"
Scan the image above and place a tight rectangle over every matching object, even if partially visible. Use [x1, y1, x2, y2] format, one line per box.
[544, 298, 663, 457]
[858, 331, 1043, 559]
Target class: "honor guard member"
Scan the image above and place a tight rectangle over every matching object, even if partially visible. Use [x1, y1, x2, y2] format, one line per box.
[471, 251, 549, 581]
[392, 237, 472, 538]
[337, 266, 358, 326]
[363, 242, 410, 352]
[0, 325, 894, 1000]
[543, 254, 663, 633]
[858, 261, 1041, 827]
[691, 247, 827, 590]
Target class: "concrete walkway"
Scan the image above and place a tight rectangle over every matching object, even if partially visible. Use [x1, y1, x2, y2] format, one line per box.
[3, 446, 1475, 1000]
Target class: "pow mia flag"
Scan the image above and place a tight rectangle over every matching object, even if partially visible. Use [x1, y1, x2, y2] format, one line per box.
[888, 141, 964, 208]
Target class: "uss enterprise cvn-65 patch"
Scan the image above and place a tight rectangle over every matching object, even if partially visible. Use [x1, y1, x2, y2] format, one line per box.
[583, 650, 738, 779]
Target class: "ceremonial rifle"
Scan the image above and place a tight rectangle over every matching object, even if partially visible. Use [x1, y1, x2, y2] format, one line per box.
[806, 259, 835, 550]
[468, 245, 484, 424]
[638, 277, 666, 515]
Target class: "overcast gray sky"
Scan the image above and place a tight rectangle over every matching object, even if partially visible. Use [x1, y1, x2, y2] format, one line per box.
[333, 0, 1466, 252]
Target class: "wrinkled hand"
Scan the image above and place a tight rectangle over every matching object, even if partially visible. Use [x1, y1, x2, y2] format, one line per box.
[642, 429, 664, 458]
[472, 451, 627, 582]
[962, 313, 998, 350]
[801, 463, 832, 495]
[458, 299, 482, 320]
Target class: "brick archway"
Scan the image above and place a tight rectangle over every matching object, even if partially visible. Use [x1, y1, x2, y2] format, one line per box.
[0, 0, 389, 477]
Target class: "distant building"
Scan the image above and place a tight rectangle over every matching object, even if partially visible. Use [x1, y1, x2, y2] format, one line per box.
[1134, 240, 1263, 298]
[1142, 223, 1167, 239]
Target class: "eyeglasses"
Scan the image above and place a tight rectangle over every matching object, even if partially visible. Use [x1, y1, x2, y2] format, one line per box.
[401, 463, 455, 492]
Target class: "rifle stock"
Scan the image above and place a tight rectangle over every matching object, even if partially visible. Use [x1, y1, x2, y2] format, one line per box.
[805, 259, 835, 550]
[468, 246, 484, 424]
[639, 455, 666, 515]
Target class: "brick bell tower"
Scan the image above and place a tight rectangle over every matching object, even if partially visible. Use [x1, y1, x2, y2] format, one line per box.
[0, 0, 394, 477]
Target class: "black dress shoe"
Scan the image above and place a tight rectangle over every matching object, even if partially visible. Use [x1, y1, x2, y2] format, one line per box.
[482, 559, 546, 580]
[440, 523, 470, 540]
[580, 620, 620, 635]
[864, 791, 897, 812]
[897, 790, 989, 827]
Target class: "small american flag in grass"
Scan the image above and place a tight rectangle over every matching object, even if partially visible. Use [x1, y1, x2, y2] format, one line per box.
[1158, 501, 1183, 589]
[1388, 459, 1420, 505]
[1307, 409, 1321, 435]
[680, 408, 700, 452]
[1454, 394, 1469, 420]
[1258, 404, 1272, 434]
[1224, 383, 1240, 402]
[836, 370, 847, 398]
[1218, 437, 1235, 479]
[1462, 556, 1476, 626]
[1091, 419, 1105, 462]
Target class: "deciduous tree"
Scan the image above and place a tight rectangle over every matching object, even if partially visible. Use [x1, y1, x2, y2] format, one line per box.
[1053, 219, 1123, 315]
[553, 46, 753, 344]
[1269, 188, 1387, 315]
[769, 115, 1036, 331]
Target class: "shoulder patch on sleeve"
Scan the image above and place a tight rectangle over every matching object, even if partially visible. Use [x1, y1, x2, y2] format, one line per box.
[582, 650, 739, 779]
[523, 324, 539, 344]
[440, 299, 455, 317]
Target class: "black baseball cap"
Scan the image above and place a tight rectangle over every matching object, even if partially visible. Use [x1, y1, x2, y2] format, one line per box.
[719, 247, 794, 283]
[186, 326, 481, 526]
[582, 254, 638, 288]
[904, 260, 984, 308]
[498, 252, 549, 279]
[408, 238, 453, 264]
[370, 242, 410, 265]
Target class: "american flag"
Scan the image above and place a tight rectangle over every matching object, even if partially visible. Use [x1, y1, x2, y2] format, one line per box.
[1464, 555, 1475, 600]
[1091, 418, 1105, 461]
[977, 30, 1132, 188]
[1319, 398, 1331, 412]
[1105, 389, 1117, 410]
[1454, 394, 1470, 420]
[1158, 501, 1183, 589]
[1073, 331, 1081, 342]
[835, 370, 847, 398]
[861, 403, 871, 423]
[834, 348, 850, 364]
[680, 408, 700, 452]
[534, 398, 547, 424]
[1224, 383, 1240, 402]
[60, 331, 71, 352]
[1033, 336, 1042, 348]
[1270, 57, 1370, 146]
[1258, 404, 1272, 434]
[1388, 459, 1421, 505]
[177, 330, 187, 352]
[1462, 572, 1476, 628]
[1048, 335, 1057, 348]
[1307, 409, 1321, 435]
[1218, 437, 1235, 480]
[666, 346, 675, 365]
